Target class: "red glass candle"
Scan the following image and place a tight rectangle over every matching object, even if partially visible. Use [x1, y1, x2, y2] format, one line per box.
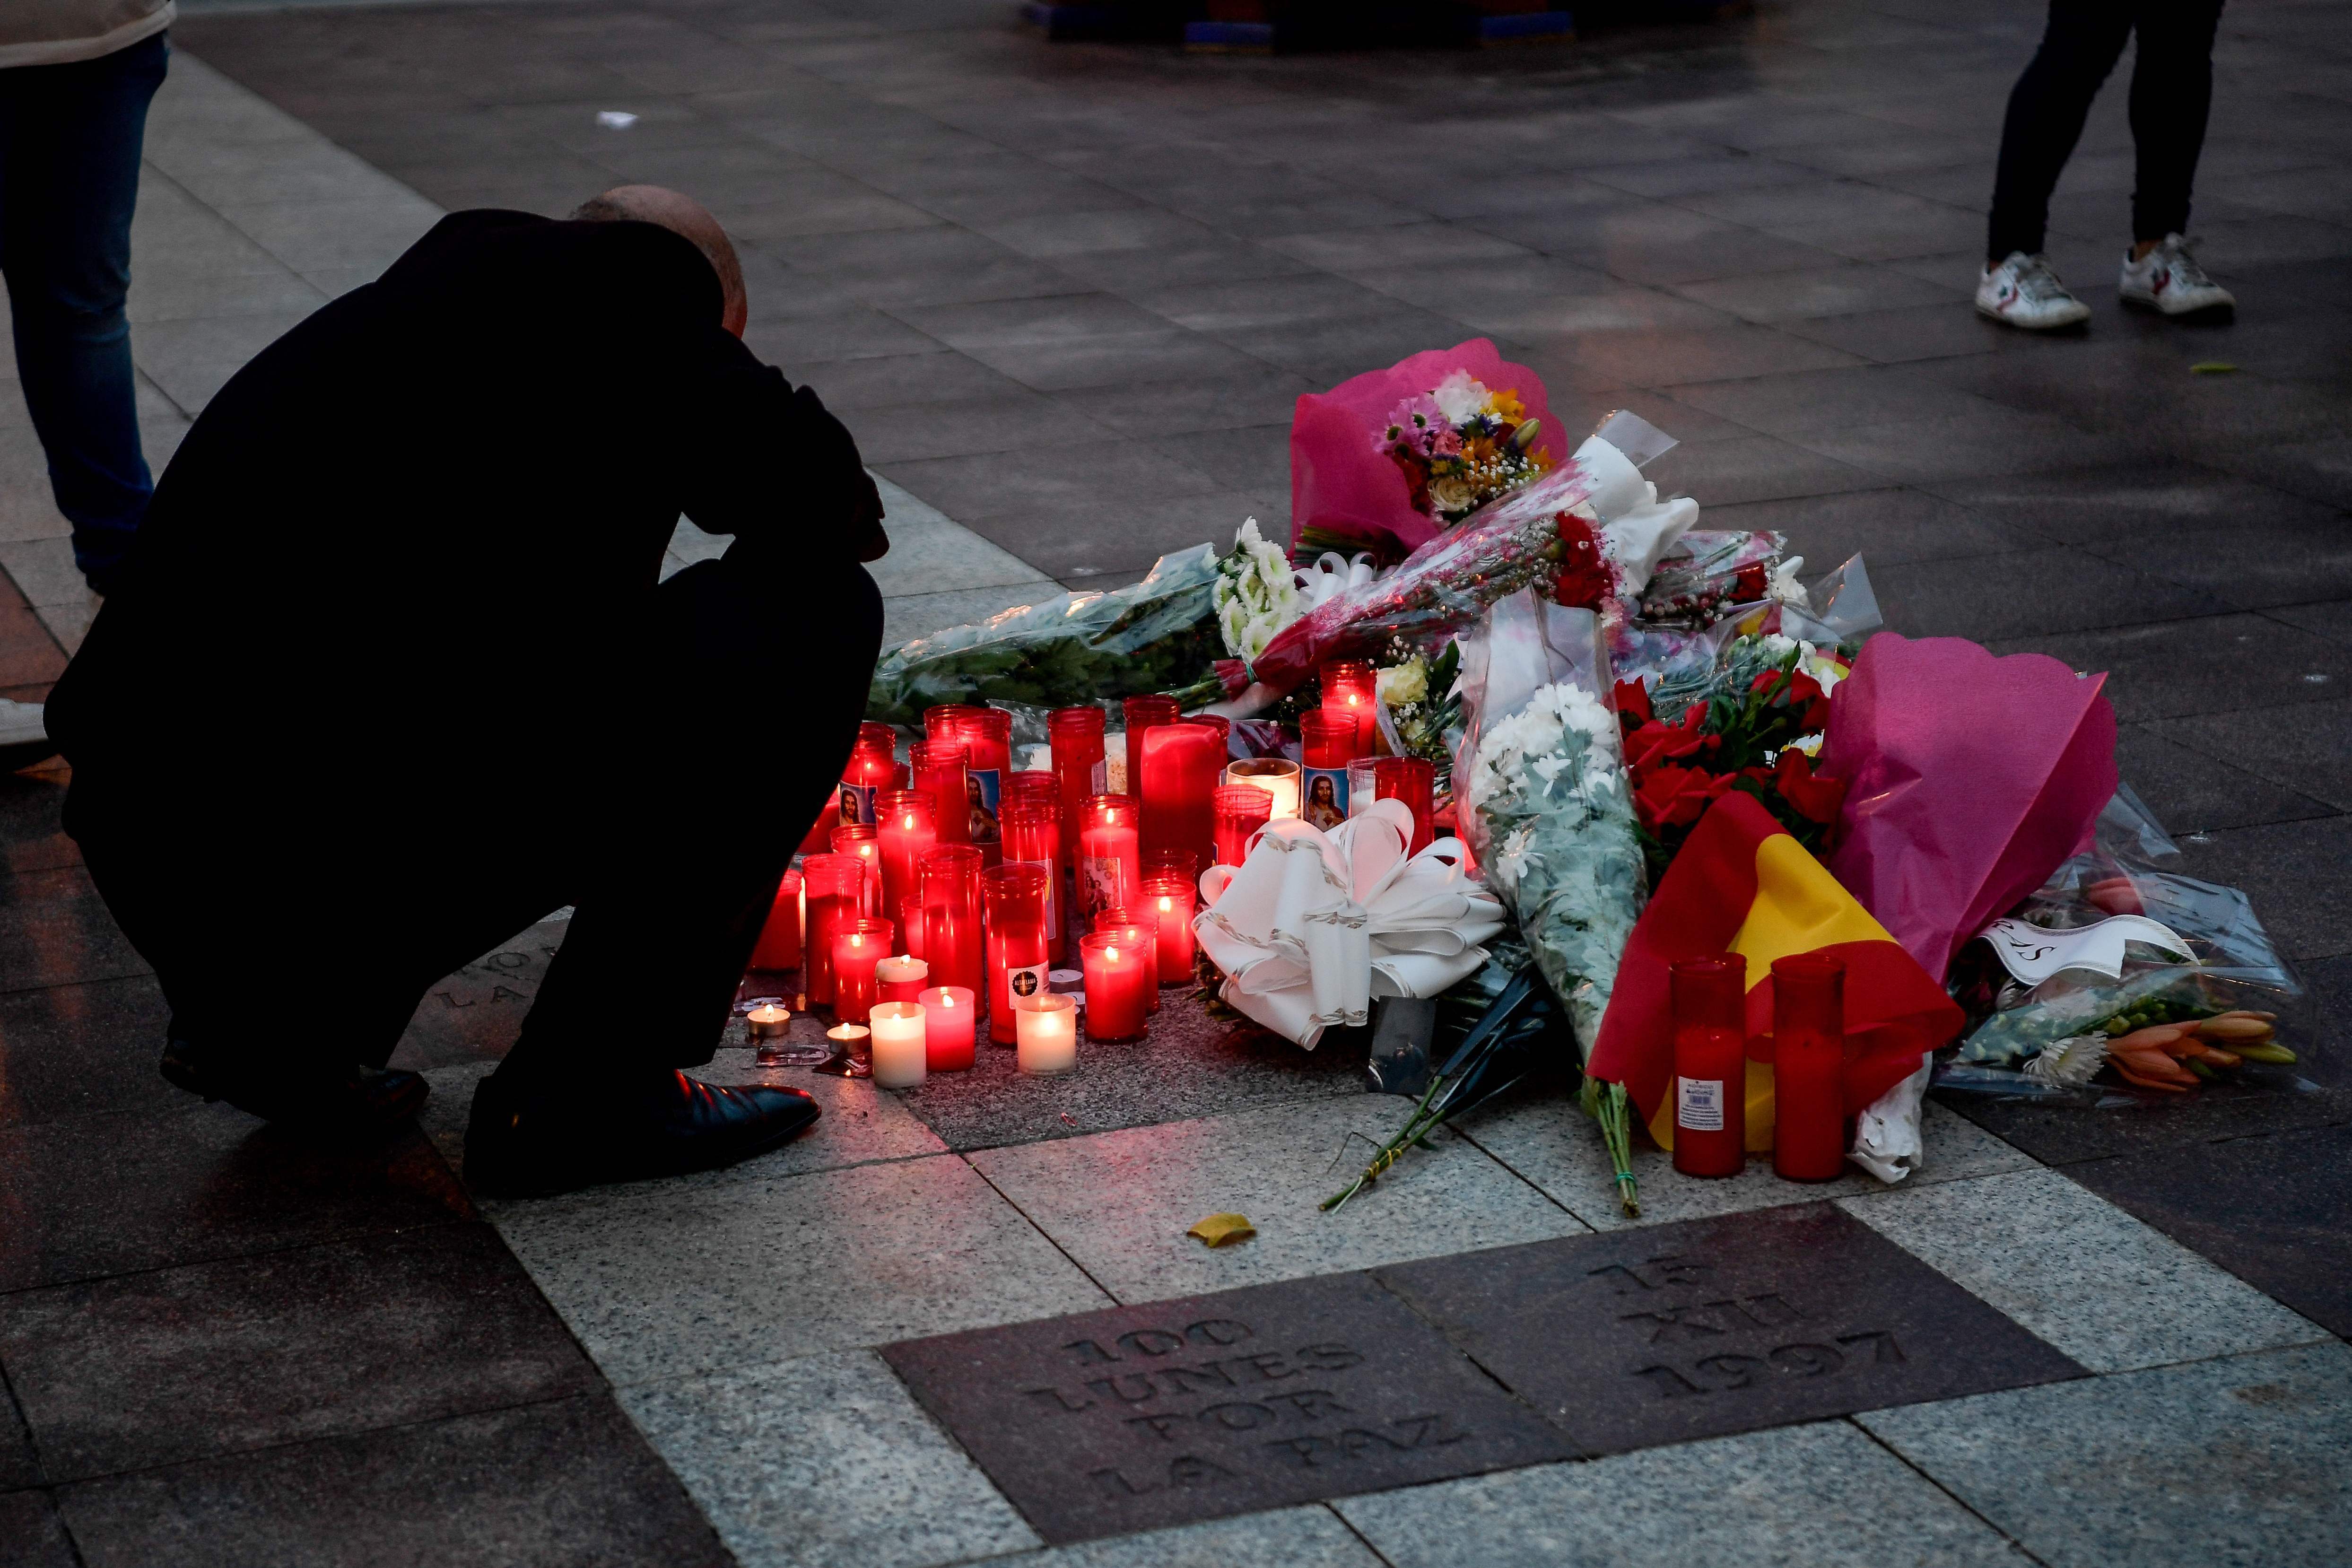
[748, 867, 802, 971]
[910, 738, 969, 846]
[1006, 770, 1059, 809]
[920, 844, 986, 998]
[830, 822, 883, 913]
[1080, 932, 1149, 1042]
[1143, 846, 1198, 887]
[1298, 709, 1358, 832]
[1138, 719, 1224, 871]
[981, 863, 1050, 1045]
[1048, 706, 1106, 871]
[1772, 952, 1847, 1182]
[1077, 794, 1141, 924]
[876, 954, 929, 1008]
[839, 735, 898, 830]
[1141, 874, 1196, 984]
[896, 890, 926, 962]
[1320, 659, 1378, 754]
[923, 705, 983, 744]
[1092, 909, 1159, 1013]
[917, 984, 977, 1070]
[1001, 798, 1064, 963]
[1122, 695, 1179, 757]
[800, 853, 865, 1007]
[950, 707, 1012, 864]
[1671, 955, 1748, 1178]
[1212, 784, 1274, 868]
[831, 916, 893, 1024]
[1374, 756, 1437, 855]
[875, 788, 937, 923]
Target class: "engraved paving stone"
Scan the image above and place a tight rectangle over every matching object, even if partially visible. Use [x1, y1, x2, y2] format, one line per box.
[1378, 1202, 2085, 1456]
[880, 1270, 1572, 1543]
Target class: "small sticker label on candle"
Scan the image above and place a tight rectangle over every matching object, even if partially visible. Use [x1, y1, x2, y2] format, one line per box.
[1301, 767, 1350, 832]
[1677, 1077, 1725, 1132]
[839, 781, 878, 827]
[968, 768, 1002, 845]
[1006, 963, 1048, 1002]
[1089, 759, 1107, 794]
[1081, 856, 1124, 919]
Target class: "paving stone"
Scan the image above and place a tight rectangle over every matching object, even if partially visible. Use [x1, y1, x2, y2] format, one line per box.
[1839, 1167, 2328, 1372]
[620, 1349, 1040, 1568]
[2171, 813, 2352, 962]
[1860, 1342, 2352, 1568]
[1872, 546, 2226, 641]
[1335, 1420, 2025, 1568]
[1638, 432, 1884, 507]
[385, 915, 567, 1071]
[1985, 610, 2352, 723]
[969, 1095, 1584, 1304]
[2113, 720, 2339, 831]
[882, 1270, 1573, 1545]
[0, 1223, 593, 1481]
[2164, 696, 2352, 811]
[1001, 1506, 1384, 1568]
[2063, 1124, 2352, 1340]
[1380, 1202, 2080, 1456]
[1461, 1086, 2034, 1230]
[54, 1394, 730, 1568]
[0, 1491, 77, 1568]
[0, 1381, 37, 1491]
[0, 1103, 468, 1292]
[893, 988, 1364, 1153]
[0, 975, 182, 1128]
[0, 868, 147, 993]
[491, 1150, 1108, 1385]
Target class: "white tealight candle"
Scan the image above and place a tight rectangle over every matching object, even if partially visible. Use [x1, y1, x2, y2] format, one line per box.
[868, 1002, 927, 1089]
[1014, 993, 1079, 1076]
[1224, 758, 1302, 821]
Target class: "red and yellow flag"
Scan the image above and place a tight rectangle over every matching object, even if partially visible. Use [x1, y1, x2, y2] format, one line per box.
[1590, 793, 1962, 1152]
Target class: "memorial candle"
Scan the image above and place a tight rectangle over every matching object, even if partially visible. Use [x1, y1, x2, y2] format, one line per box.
[1138, 720, 1223, 871]
[867, 1002, 927, 1089]
[1014, 993, 1078, 1075]
[981, 863, 1050, 1046]
[1142, 874, 1197, 983]
[910, 738, 969, 846]
[1000, 798, 1064, 963]
[875, 954, 929, 1007]
[1080, 932, 1148, 1042]
[747, 867, 802, 971]
[1212, 784, 1273, 868]
[799, 854, 863, 1007]
[1320, 659, 1378, 754]
[1670, 955, 1748, 1179]
[1121, 694, 1179, 767]
[830, 823, 883, 913]
[1143, 846, 1198, 886]
[1076, 794, 1141, 924]
[875, 788, 936, 921]
[1048, 706, 1106, 872]
[950, 706, 1012, 867]
[825, 1022, 870, 1072]
[1772, 953, 1847, 1181]
[1374, 756, 1437, 855]
[1092, 909, 1159, 1013]
[916, 984, 977, 1070]
[896, 890, 926, 962]
[839, 734, 898, 829]
[920, 844, 985, 997]
[1298, 709, 1358, 831]
[831, 916, 893, 1024]
[1223, 757, 1301, 820]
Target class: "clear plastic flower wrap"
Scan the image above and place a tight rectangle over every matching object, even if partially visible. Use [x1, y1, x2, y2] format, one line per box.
[1940, 785, 2310, 1100]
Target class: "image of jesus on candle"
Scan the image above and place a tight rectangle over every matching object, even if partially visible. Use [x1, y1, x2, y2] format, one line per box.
[1304, 773, 1346, 831]
[966, 774, 1000, 845]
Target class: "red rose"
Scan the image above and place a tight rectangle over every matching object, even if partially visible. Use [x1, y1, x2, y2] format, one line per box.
[1635, 763, 1739, 833]
[1551, 513, 1612, 610]
[1734, 563, 1767, 602]
[1613, 677, 1653, 729]
[1624, 705, 1718, 771]
[1773, 749, 1847, 825]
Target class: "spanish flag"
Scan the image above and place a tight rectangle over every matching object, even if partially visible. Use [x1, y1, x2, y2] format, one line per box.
[1589, 793, 1962, 1152]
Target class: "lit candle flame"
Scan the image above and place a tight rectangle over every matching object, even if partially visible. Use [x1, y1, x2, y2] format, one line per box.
[1106, 946, 1120, 963]
[1159, 896, 1173, 912]
[941, 993, 955, 1008]
[904, 814, 916, 829]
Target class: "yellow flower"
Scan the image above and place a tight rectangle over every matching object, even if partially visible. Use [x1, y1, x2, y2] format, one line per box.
[1487, 387, 1527, 422]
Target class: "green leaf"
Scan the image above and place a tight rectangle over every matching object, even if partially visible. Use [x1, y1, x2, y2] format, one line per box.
[2189, 361, 2239, 375]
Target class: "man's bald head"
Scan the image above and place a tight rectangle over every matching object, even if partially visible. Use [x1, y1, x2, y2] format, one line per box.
[571, 185, 747, 337]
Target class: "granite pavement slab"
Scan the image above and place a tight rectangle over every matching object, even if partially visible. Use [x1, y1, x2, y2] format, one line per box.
[997, 1507, 1385, 1568]
[489, 1150, 1110, 1385]
[1379, 1202, 2081, 1457]
[1839, 1168, 2330, 1373]
[882, 1270, 1573, 1544]
[1861, 1342, 2352, 1568]
[1460, 1084, 2033, 1231]
[1334, 1419, 2026, 1568]
[618, 1349, 1040, 1568]
[967, 1094, 1585, 1305]
[2064, 1123, 2352, 1339]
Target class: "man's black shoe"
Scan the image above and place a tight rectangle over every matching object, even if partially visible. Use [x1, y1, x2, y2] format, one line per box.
[463, 1070, 820, 1198]
[157, 1036, 429, 1134]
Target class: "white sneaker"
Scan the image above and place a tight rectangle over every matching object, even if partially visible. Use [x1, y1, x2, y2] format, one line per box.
[2119, 234, 2235, 317]
[1977, 252, 2092, 330]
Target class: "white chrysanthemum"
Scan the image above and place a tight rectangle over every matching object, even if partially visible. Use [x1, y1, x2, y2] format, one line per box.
[1431, 370, 1486, 427]
[1212, 518, 1304, 661]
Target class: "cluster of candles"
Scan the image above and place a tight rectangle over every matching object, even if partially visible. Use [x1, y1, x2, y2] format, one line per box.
[747, 664, 1429, 1085]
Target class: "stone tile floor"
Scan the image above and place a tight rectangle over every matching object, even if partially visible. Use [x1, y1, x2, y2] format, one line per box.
[1, 0, 2349, 1562]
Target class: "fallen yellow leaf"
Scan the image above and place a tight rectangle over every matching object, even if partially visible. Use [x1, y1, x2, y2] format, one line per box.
[1187, 1212, 1257, 1248]
[2190, 361, 2239, 375]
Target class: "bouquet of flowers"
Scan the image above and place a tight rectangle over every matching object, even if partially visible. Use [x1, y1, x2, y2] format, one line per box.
[1375, 371, 1551, 530]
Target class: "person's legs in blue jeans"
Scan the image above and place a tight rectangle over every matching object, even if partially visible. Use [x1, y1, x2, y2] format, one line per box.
[0, 34, 170, 596]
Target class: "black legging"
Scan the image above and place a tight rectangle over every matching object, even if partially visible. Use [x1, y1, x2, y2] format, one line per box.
[1986, 0, 2225, 261]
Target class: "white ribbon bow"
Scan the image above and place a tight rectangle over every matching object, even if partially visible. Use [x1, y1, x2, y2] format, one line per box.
[1193, 798, 1507, 1050]
[1293, 551, 1379, 612]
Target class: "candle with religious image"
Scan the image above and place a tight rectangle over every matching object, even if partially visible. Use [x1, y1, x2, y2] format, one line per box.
[981, 863, 1050, 1046]
[916, 984, 976, 1070]
[1298, 709, 1357, 832]
[909, 738, 969, 846]
[830, 917, 893, 1024]
[1079, 932, 1148, 1042]
[1092, 908, 1159, 1013]
[1772, 953, 1847, 1181]
[1076, 794, 1141, 924]
[875, 954, 929, 1008]
[838, 730, 898, 830]
[1320, 659, 1378, 756]
[747, 867, 802, 970]
[949, 707, 1012, 867]
[920, 845, 985, 997]
[799, 853, 863, 1007]
[1141, 873, 1197, 984]
[1000, 797, 1064, 963]
[874, 788, 937, 922]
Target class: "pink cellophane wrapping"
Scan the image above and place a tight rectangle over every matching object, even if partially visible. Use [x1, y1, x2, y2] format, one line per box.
[1290, 338, 1559, 559]
[1819, 634, 2118, 984]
